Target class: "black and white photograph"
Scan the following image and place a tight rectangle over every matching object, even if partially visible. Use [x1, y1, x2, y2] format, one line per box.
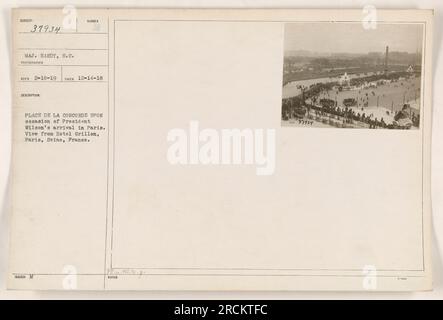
[282, 23, 424, 129]
[0, 4, 442, 303]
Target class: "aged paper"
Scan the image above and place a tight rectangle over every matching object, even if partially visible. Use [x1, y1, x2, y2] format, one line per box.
[8, 8, 433, 290]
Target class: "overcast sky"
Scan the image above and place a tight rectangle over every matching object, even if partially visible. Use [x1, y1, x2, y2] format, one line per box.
[284, 23, 423, 55]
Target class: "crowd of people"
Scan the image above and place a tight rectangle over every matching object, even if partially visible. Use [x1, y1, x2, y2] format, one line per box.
[282, 72, 420, 129]
[310, 104, 417, 129]
[283, 97, 420, 129]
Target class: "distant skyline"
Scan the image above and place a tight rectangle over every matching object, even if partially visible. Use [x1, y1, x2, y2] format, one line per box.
[284, 23, 423, 55]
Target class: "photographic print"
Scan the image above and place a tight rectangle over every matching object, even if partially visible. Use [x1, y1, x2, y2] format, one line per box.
[282, 23, 424, 129]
